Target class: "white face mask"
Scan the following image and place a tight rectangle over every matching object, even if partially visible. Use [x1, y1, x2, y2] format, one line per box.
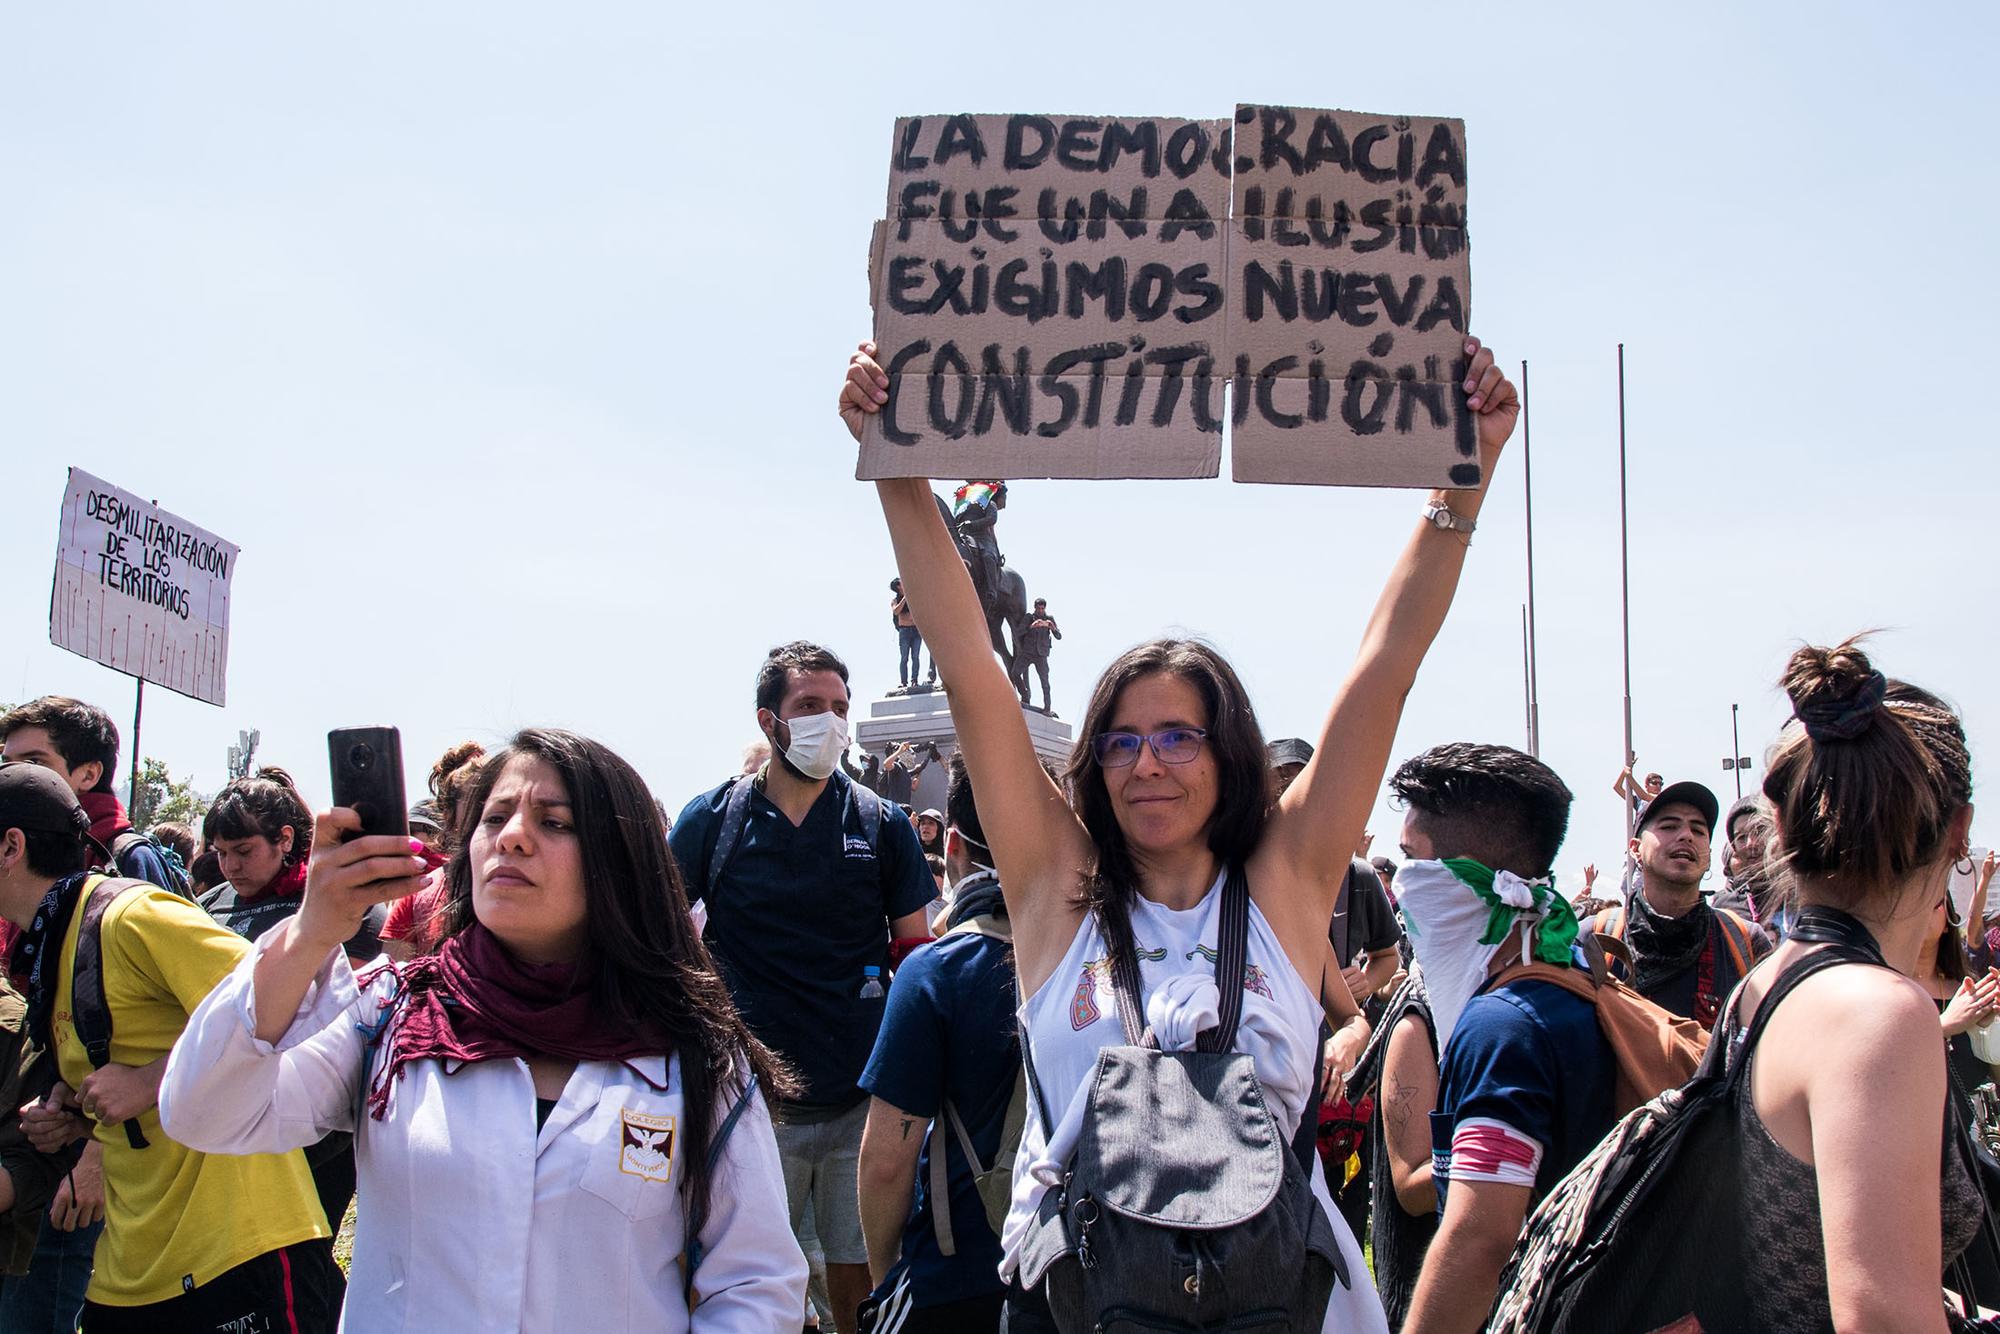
[776, 710, 849, 781]
[1395, 858, 1570, 1050]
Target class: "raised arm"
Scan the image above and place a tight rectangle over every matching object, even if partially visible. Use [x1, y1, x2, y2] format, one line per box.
[1260, 337, 1519, 923]
[161, 808, 429, 1153]
[1967, 851, 1996, 954]
[842, 344, 1090, 995]
[253, 809, 426, 1046]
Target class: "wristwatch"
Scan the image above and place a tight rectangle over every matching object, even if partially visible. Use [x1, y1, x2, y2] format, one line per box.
[1422, 501, 1476, 535]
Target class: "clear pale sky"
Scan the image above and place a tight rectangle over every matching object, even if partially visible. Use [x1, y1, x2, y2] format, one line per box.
[5, 3, 1995, 888]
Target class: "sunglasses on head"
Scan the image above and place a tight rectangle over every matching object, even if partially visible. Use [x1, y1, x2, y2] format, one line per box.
[1090, 727, 1210, 768]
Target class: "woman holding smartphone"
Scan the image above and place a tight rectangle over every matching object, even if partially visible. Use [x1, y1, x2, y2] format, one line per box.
[839, 333, 1518, 1333]
[159, 728, 806, 1331]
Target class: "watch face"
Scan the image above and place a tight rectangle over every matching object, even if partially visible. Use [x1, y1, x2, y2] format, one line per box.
[1429, 508, 1451, 528]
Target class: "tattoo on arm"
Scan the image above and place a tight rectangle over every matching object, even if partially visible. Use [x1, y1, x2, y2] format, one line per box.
[1385, 1075, 1419, 1137]
[899, 1117, 916, 1142]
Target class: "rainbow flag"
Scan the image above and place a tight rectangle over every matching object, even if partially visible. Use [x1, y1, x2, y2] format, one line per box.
[952, 480, 1004, 517]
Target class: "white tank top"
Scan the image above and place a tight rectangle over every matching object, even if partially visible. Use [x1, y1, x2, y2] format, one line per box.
[998, 870, 1389, 1334]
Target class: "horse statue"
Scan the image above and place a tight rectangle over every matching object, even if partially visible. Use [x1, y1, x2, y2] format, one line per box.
[933, 490, 1034, 681]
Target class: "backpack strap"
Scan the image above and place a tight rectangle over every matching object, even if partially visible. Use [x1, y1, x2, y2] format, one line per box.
[1697, 907, 1886, 1085]
[944, 915, 1012, 944]
[851, 781, 883, 854]
[704, 776, 758, 895]
[683, 1075, 759, 1305]
[1488, 961, 1599, 1008]
[1718, 942, 1877, 1082]
[1108, 937, 1149, 1048]
[70, 878, 150, 1149]
[1204, 866, 1251, 1054]
[1712, 908, 1753, 978]
[930, 1099, 988, 1257]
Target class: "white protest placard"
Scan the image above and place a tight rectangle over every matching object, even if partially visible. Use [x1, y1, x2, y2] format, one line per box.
[48, 468, 239, 706]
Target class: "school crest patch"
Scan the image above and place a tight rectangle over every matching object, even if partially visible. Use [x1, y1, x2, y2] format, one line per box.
[619, 1108, 676, 1182]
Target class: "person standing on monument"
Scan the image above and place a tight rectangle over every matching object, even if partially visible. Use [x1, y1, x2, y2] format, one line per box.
[1014, 599, 1061, 715]
[671, 641, 937, 1334]
[891, 579, 932, 692]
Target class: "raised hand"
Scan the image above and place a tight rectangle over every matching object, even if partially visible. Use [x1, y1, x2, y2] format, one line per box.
[840, 342, 891, 444]
[292, 808, 428, 954]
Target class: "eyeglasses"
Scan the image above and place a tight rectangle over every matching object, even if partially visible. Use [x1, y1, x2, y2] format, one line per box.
[1090, 727, 1210, 768]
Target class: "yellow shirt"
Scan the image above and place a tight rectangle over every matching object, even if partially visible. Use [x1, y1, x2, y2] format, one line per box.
[53, 878, 329, 1305]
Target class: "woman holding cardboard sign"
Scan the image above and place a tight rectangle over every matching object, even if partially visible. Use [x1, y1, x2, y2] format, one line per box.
[841, 336, 1516, 1333]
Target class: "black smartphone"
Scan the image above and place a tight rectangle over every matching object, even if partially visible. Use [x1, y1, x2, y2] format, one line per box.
[328, 726, 409, 842]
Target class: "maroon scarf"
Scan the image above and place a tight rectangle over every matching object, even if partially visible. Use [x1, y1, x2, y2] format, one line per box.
[367, 922, 670, 1118]
[76, 790, 131, 865]
[240, 856, 308, 902]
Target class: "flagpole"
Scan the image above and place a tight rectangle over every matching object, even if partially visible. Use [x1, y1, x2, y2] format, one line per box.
[1617, 345, 1635, 842]
[1521, 359, 1540, 756]
[1522, 605, 1534, 754]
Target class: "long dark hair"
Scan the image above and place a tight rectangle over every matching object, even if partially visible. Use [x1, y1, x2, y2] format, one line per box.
[1062, 639, 1271, 969]
[430, 728, 796, 1226]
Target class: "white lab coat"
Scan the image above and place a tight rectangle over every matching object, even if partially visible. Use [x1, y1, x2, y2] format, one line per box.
[159, 931, 806, 1333]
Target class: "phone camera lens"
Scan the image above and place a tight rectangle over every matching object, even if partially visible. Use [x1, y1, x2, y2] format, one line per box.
[348, 744, 375, 773]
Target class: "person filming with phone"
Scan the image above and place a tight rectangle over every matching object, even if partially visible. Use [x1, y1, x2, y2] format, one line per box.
[159, 727, 807, 1331]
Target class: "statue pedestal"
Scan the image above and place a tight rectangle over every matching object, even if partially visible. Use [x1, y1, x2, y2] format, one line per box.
[855, 688, 1074, 815]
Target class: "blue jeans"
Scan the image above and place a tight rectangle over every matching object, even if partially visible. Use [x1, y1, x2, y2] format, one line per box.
[0, 1215, 100, 1333]
[897, 626, 924, 686]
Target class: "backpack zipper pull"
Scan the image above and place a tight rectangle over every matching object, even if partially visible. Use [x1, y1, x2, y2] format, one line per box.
[1073, 1193, 1100, 1271]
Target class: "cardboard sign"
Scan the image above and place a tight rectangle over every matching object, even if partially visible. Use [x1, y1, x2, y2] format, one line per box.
[857, 106, 1476, 487]
[861, 114, 1232, 481]
[1227, 106, 1475, 487]
[48, 468, 238, 705]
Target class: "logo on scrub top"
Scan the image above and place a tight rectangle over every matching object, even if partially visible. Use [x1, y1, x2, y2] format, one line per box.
[619, 1108, 676, 1182]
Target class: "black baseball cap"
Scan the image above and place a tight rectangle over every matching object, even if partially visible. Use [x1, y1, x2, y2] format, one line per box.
[0, 762, 108, 860]
[1267, 737, 1315, 770]
[1637, 780, 1721, 834]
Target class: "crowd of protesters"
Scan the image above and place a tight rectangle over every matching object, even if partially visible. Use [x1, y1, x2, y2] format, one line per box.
[0, 338, 1987, 1331]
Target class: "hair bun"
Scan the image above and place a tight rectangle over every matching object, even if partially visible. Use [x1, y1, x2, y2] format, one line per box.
[1784, 641, 1888, 742]
[252, 765, 302, 793]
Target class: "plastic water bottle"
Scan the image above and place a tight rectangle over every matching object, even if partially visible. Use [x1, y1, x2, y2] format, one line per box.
[859, 966, 885, 1000]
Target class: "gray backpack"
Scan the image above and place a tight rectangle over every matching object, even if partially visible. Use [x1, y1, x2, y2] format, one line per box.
[1016, 867, 1345, 1332]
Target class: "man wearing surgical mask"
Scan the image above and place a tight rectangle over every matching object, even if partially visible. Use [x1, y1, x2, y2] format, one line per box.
[1387, 744, 1616, 1334]
[671, 641, 936, 1334]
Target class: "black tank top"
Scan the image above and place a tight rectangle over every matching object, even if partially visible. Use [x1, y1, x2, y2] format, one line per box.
[1733, 1010, 1983, 1331]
